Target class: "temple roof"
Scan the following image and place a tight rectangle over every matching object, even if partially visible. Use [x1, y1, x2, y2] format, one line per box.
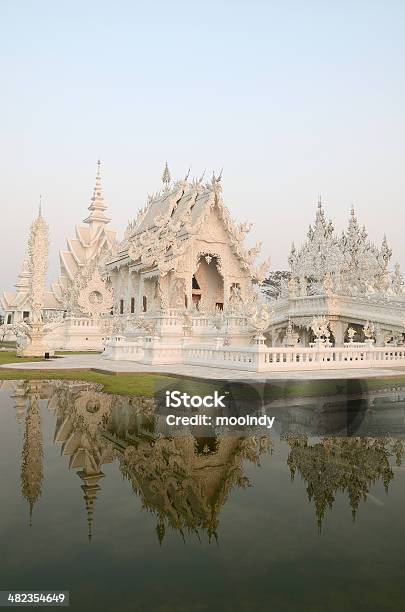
[109, 167, 270, 282]
[1, 289, 60, 312]
[82, 160, 111, 226]
[52, 162, 117, 304]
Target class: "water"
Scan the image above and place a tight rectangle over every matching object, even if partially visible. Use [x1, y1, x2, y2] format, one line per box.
[1, 379, 405, 611]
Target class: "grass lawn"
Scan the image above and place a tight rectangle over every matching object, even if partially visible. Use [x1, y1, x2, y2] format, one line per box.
[0, 351, 45, 365]
[2, 350, 405, 399]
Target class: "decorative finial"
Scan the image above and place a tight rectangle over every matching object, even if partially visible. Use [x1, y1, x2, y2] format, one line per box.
[317, 194, 322, 208]
[38, 195, 43, 217]
[211, 169, 223, 183]
[96, 159, 101, 178]
[162, 162, 171, 186]
[184, 167, 191, 181]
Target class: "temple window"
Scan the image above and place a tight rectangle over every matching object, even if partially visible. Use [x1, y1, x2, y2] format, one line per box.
[7, 314, 12, 324]
[130, 297, 135, 313]
[142, 296, 147, 312]
[216, 302, 223, 310]
[23, 311, 29, 319]
[119, 299, 124, 314]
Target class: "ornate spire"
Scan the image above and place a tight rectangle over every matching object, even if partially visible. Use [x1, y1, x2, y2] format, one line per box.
[11, 382, 27, 424]
[156, 519, 166, 546]
[289, 199, 342, 281]
[28, 206, 49, 324]
[20, 385, 44, 527]
[77, 470, 104, 542]
[162, 162, 171, 186]
[381, 234, 392, 264]
[83, 160, 111, 227]
[392, 262, 404, 294]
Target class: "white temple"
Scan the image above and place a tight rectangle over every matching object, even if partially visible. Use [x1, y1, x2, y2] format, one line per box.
[2, 163, 405, 372]
[1, 162, 117, 350]
[269, 199, 405, 348]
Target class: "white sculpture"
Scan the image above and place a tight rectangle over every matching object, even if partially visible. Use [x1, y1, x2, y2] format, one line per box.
[310, 315, 331, 347]
[284, 318, 300, 347]
[347, 327, 356, 343]
[289, 202, 393, 297]
[247, 301, 274, 343]
[363, 321, 375, 340]
[18, 206, 54, 357]
[76, 269, 114, 319]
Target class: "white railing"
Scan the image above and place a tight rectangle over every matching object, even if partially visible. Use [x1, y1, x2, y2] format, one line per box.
[68, 317, 98, 328]
[184, 345, 405, 372]
[104, 339, 405, 372]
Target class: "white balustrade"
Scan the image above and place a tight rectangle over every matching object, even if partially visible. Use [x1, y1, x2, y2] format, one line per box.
[104, 338, 405, 372]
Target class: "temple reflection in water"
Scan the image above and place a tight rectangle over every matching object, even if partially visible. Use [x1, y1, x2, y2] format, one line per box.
[3, 379, 405, 539]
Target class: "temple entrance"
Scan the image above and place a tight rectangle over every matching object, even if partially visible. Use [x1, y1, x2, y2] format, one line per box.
[192, 255, 224, 311]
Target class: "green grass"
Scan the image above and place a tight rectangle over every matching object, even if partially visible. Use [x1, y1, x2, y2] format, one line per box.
[2, 350, 405, 399]
[0, 351, 45, 365]
[0, 367, 175, 396]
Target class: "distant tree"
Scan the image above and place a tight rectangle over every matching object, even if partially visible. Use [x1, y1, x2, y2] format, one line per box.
[261, 270, 290, 300]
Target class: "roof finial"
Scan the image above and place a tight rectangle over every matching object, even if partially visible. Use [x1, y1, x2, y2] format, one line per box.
[95, 159, 102, 190]
[318, 194, 322, 208]
[162, 161, 171, 186]
[38, 195, 43, 217]
[83, 160, 110, 225]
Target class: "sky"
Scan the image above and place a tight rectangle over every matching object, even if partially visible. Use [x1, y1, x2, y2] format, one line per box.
[1, 0, 405, 291]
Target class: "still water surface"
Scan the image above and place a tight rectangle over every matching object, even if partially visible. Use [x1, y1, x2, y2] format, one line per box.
[1, 379, 405, 612]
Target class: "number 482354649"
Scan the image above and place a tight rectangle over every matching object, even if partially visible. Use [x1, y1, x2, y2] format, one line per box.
[7, 593, 66, 604]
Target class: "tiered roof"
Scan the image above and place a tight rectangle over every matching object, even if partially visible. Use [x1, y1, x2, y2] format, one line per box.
[52, 161, 117, 303]
[110, 167, 270, 282]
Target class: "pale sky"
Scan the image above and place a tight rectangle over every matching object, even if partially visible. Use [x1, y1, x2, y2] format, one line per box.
[1, 0, 405, 291]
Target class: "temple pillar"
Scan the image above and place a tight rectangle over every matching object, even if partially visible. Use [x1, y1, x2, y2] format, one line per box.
[333, 321, 346, 347]
[138, 274, 144, 314]
[300, 327, 309, 347]
[374, 324, 385, 347]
